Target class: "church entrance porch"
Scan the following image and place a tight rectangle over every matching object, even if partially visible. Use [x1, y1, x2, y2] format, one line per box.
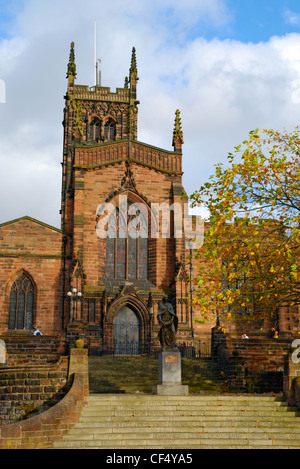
[65, 284, 202, 357]
[113, 306, 140, 355]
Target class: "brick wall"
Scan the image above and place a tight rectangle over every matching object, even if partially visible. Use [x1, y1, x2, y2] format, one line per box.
[71, 159, 184, 291]
[0, 348, 88, 449]
[0, 372, 85, 449]
[1, 334, 63, 366]
[0, 217, 67, 335]
[215, 335, 291, 393]
[283, 344, 300, 407]
[0, 356, 69, 424]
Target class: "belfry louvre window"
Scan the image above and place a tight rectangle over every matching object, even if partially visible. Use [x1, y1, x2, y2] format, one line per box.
[104, 118, 116, 141]
[8, 273, 34, 330]
[106, 203, 148, 280]
[89, 118, 101, 142]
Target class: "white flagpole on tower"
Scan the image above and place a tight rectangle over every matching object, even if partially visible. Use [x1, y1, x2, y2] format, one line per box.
[94, 20, 97, 86]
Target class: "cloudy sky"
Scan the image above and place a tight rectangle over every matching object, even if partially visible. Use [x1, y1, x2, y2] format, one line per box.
[1, 0, 300, 228]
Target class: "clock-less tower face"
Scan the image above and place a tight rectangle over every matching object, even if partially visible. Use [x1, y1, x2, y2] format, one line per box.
[61, 44, 139, 234]
[60, 42, 194, 354]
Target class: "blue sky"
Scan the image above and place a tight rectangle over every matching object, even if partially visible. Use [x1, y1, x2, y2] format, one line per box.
[180, 0, 300, 43]
[1, 0, 300, 226]
[0, 1, 22, 39]
[225, 0, 300, 42]
[1, 0, 300, 42]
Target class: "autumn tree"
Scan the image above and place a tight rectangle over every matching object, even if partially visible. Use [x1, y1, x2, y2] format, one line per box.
[190, 127, 300, 324]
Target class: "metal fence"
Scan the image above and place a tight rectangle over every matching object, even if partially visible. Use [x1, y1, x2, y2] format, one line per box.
[88, 338, 211, 358]
[179, 341, 211, 359]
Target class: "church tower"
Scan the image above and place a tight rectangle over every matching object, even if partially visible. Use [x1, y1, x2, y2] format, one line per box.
[61, 43, 140, 234]
[61, 43, 194, 354]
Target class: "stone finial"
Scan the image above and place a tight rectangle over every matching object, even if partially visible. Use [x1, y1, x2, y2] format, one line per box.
[128, 47, 139, 140]
[67, 41, 77, 79]
[130, 47, 138, 79]
[172, 109, 184, 151]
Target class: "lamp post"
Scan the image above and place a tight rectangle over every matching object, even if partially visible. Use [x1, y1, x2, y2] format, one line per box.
[188, 239, 194, 338]
[61, 236, 68, 330]
[67, 288, 82, 324]
[211, 295, 220, 327]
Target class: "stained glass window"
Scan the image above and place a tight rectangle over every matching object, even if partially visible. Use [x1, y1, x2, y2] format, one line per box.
[8, 273, 34, 330]
[139, 237, 148, 279]
[88, 299, 96, 323]
[105, 202, 148, 280]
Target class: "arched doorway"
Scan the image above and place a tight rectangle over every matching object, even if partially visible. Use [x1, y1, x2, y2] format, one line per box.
[113, 306, 140, 355]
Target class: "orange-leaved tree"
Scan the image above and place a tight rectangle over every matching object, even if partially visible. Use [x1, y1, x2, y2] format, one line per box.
[190, 127, 300, 323]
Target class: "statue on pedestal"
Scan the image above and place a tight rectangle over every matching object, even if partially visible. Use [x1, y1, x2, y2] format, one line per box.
[157, 295, 178, 349]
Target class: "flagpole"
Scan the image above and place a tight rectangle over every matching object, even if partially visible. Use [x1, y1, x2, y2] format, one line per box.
[94, 20, 97, 86]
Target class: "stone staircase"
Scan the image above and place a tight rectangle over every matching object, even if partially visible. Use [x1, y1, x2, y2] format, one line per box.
[53, 393, 300, 449]
[88, 356, 229, 394]
[51, 357, 300, 449]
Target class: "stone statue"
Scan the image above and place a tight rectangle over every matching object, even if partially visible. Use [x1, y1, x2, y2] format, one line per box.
[157, 295, 178, 349]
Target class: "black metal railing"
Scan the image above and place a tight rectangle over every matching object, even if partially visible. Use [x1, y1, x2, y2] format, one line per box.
[88, 338, 211, 358]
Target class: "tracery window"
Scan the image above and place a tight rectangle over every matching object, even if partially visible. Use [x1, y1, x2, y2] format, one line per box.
[104, 118, 116, 141]
[89, 117, 101, 142]
[8, 273, 34, 330]
[222, 260, 253, 316]
[106, 202, 148, 280]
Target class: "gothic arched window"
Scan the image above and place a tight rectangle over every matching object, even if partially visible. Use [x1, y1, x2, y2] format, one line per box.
[8, 273, 34, 330]
[104, 118, 116, 141]
[106, 202, 148, 280]
[89, 117, 101, 142]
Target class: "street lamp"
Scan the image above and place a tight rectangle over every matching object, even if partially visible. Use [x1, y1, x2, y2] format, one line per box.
[188, 239, 194, 338]
[67, 287, 82, 324]
[211, 295, 220, 327]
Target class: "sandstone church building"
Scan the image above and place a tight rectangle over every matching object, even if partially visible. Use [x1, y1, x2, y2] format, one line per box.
[0, 43, 202, 353]
[0, 43, 298, 355]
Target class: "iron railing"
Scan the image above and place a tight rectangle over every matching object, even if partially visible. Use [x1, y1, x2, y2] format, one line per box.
[88, 338, 211, 358]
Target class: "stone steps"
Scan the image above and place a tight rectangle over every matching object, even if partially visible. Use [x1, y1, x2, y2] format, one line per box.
[53, 394, 300, 449]
[88, 356, 228, 394]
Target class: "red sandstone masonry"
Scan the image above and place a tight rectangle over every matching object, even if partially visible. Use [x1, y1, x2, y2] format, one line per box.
[284, 348, 300, 407]
[0, 217, 66, 335]
[0, 372, 85, 449]
[72, 160, 184, 290]
[216, 337, 292, 392]
[0, 217, 63, 255]
[0, 257, 64, 335]
[0, 348, 88, 449]
[74, 141, 182, 173]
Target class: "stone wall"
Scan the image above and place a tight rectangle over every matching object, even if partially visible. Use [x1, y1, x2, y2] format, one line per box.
[0, 216, 66, 336]
[215, 335, 292, 393]
[1, 334, 64, 366]
[283, 343, 300, 407]
[0, 348, 88, 449]
[0, 356, 69, 424]
[0, 372, 85, 449]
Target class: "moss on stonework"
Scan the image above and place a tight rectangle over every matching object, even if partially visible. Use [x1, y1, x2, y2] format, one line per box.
[74, 157, 182, 176]
[0, 252, 63, 259]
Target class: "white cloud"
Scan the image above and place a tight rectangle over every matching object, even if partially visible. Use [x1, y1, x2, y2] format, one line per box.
[1, 1, 300, 228]
[0, 36, 27, 70]
[284, 9, 300, 27]
[0, 79, 5, 103]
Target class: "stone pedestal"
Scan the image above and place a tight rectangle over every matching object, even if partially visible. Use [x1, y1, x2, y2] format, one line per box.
[152, 350, 189, 395]
[0, 339, 6, 365]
